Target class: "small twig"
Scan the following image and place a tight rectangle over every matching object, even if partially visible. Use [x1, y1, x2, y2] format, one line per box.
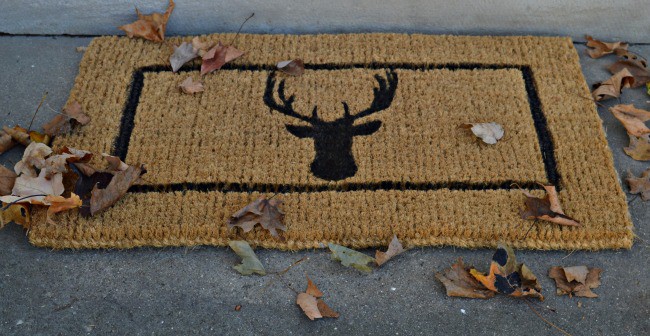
[27, 91, 48, 132]
[229, 13, 255, 46]
[627, 195, 639, 205]
[53, 297, 78, 312]
[525, 300, 572, 336]
[259, 257, 308, 295]
[521, 221, 536, 240]
[561, 249, 577, 260]
[274, 257, 308, 276]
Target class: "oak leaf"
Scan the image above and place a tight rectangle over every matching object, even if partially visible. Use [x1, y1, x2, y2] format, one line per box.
[42, 100, 91, 136]
[296, 275, 339, 320]
[375, 235, 405, 266]
[200, 42, 245, 75]
[585, 35, 628, 58]
[328, 243, 375, 273]
[228, 240, 266, 276]
[626, 168, 650, 201]
[118, 0, 175, 43]
[0, 165, 16, 196]
[0, 203, 30, 229]
[609, 60, 649, 88]
[170, 42, 198, 72]
[548, 266, 602, 298]
[227, 196, 286, 238]
[178, 77, 204, 94]
[43, 193, 82, 215]
[277, 59, 305, 76]
[435, 257, 496, 299]
[89, 164, 145, 217]
[609, 104, 650, 137]
[461, 122, 504, 144]
[520, 185, 580, 226]
[592, 68, 635, 101]
[624, 135, 650, 161]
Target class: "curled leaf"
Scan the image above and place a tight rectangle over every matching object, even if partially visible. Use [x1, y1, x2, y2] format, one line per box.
[375, 235, 405, 266]
[624, 135, 650, 161]
[277, 59, 305, 76]
[520, 185, 580, 226]
[0, 130, 16, 154]
[228, 240, 266, 276]
[43, 193, 82, 215]
[227, 196, 286, 238]
[609, 104, 650, 137]
[3, 126, 31, 146]
[296, 275, 338, 320]
[118, 0, 175, 42]
[0, 165, 16, 196]
[549, 266, 602, 298]
[592, 68, 635, 101]
[435, 257, 496, 299]
[585, 35, 628, 58]
[89, 164, 145, 217]
[626, 168, 650, 201]
[461, 122, 504, 144]
[200, 42, 244, 75]
[43, 100, 91, 136]
[0, 203, 30, 229]
[102, 154, 129, 172]
[328, 243, 375, 273]
[178, 77, 204, 94]
[14, 142, 52, 177]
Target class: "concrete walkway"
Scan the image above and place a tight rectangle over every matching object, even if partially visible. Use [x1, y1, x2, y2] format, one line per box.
[0, 36, 648, 336]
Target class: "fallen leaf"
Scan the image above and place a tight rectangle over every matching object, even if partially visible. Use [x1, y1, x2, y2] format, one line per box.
[14, 142, 53, 177]
[0, 130, 16, 154]
[520, 185, 581, 226]
[71, 166, 114, 217]
[0, 165, 16, 196]
[227, 196, 286, 238]
[592, 68, 635, 101]
[375, 235, 405, 266]
[610, 104, 650, 137]
[43, 101, 91, 136]
[178, 77, 204, 94]
[1, 170, 64, 204]
[43, 193, 82, 215]
[277, 59, 305, 76]
[585, 35, 628, 58]
[170, 42, 198, 72]
[89, 164, 145, 217]
[118, 0, 175, 42]
[3, 126, 31, 146]
[608, 60, 650, 88]
[191, 37, 214, 57]
[328, 243, 375, 273]
[469, 245, 544, 300]
[435, 257, 496, 299]
[614, 49, 648, 70]
[101, 154, 129, 172]
[626, 168, 650, 201]
[60, 147, 94, 163]
[548, 266, 602, 298]
[76, 46, 87, 52]
[200, 42, 245, 75]
[296, 275, 338, 320]
[624, 135, 650, 161]
[228, 240, 266, 275]
[461, 122, 504, 144]
[0, 203, 30, 229]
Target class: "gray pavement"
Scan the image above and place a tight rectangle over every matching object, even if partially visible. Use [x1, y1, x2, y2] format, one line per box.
[0, 36, 648, 336]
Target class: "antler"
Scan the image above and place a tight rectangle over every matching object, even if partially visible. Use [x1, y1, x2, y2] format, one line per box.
[352, 70, 398, 120]
[263, 74, 313, 123]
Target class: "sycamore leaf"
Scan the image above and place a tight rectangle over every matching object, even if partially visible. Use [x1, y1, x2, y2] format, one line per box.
[0, 130, 16, 154]
[0, 165, 16, 196]
[624, 135, 650, 161]
[277, 59, 305, 76]
[328, 243, 375, 273]
[592, 68, 635, 101]
[549, 266, 602, 298]
[178, 77, 204, 94]
[585, 35, 628, 58]
[296, 275, 339, 320]
[461, 122, 504, 144]
[520, 185, 581, 226]
[626, 168, 650, 201]
[227, 196, 286, 238]
[14, 142, 52, 177]
[375, 235, 405, 266]
[435, 257, 496, 299]
[469, 245, 544, 300]
[609, 104, 650, 137]
[0, 202, 30, 229]
[44, 193, 82, 215]
[118, 0, 175, 42]
[228, 240, 266, 275]
[89, 164, 145, 217]
[43, 100, 91, 136]
[201, 42, 245, 75]
[170, 42, 198, 72]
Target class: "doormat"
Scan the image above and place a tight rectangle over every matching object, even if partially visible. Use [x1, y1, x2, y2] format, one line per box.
[29, 34, 633, 250]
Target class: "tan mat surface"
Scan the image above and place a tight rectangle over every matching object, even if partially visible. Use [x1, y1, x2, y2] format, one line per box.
[29, 34, 633, 250]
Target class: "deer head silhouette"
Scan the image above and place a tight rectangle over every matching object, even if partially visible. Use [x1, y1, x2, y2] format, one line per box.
[263, 69, 398, 181]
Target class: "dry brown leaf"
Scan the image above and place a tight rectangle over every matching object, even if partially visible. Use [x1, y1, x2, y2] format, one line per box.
[227, 196, 286, 238]
[614, 49, 648, 70]
[461, 122, 504, 144]
[375, 235, 405, 266]
[1, 170, 64, 205]
[316, 299, 340, 318]
[191, 37, 214, 57]
[178, 77, 204, 94]
[592, 68, 636, 101]
[170, 42, 198, 72]
[306, 276, 324, 298]
[60, 147, 93, 163]
[609, 60, 650, 88]
[3, 126, 31, 146]
[43, 100, 92, 136]
[102, 154, 129, 172]
[585, 35, 628, 58]
[296, 275, 338, 320]
[89, 164, 145, 217]
[201, 42, 245, 75]
[44, 193, 82, 215]
[549, 266, 602, 298]
[118, 0, 175, 42]
[624, 135, 650, 161]
[14, 142, 52, 177]
[520, 185, 581, 226]
[626, 169, 650, 201]
[0, 130, 16, 154]
[0, 165, 16, 196]
[610, 104, 650, 137]
[277, 59, 305, 76]
[0, 202, 30, 229]
[435, 257, 496, 299]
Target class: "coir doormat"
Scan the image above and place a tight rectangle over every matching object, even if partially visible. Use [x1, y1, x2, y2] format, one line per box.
[30, 34, 633, 250]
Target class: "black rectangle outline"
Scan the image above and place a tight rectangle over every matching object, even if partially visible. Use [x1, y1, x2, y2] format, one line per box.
[115, 62, 560, 194]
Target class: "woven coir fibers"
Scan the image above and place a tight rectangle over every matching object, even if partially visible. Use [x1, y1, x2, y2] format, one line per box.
[29, 34, 634, 250]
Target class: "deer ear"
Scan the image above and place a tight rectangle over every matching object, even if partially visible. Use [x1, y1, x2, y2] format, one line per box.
[353, 120, 382, 136]
[285, 124, 314, 138]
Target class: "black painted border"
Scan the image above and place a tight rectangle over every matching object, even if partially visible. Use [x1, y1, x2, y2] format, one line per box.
[115, 62, 560, 194]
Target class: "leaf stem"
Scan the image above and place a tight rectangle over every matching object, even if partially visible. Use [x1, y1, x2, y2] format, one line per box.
[525, 299, 572, 336]
[229, 13, 255, 46]
[27, 91, 48, 132]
